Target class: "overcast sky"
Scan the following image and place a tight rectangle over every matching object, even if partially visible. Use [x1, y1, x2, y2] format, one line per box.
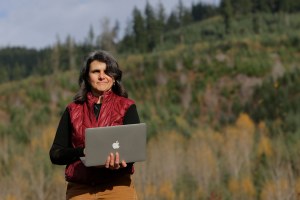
[0, 0, 220, 49]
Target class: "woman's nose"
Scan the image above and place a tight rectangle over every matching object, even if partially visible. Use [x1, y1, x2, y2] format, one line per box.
[99, 72, 105, 79]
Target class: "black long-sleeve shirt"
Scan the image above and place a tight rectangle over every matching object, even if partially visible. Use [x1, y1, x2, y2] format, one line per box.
[49, 104, 140, 165]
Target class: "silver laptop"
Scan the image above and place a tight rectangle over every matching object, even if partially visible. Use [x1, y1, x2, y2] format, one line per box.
[80, 123, 146, 167]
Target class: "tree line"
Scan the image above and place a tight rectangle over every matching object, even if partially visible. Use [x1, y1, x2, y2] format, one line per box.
[0, 0, 299, 83]
[220, 0, 300, 34]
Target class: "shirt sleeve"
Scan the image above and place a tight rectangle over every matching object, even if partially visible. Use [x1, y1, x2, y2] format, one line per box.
[123, 104, 140, 124]
[49, 108, 84, 165]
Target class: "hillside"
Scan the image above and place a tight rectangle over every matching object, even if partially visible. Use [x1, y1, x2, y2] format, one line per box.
[0, 13, 300, 200]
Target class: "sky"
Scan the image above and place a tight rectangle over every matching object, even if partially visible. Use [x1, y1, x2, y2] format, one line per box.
[0, 0, 220, 49]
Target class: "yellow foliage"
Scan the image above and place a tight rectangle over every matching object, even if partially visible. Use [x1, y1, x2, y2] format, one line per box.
[53, 169, 66, 185]
[228, 178, 240, 194]
[145, 184, 157, 198]
[212, 131, 224, 145]
[241, 177, 256, 197]
[163, 44, 186, 58]
[235, 113, 255, 135]
[222, 121, 255, 177]
[30, 126, 56, 152]
[295, 178, 300, 197]
[5, 194, 16, 200]
[229, 177, 256, 199]
[175, 116, 189, 131]
[260, 179, 290, 200]
[258, 121, 268, 135]
[257, 135, 273, 157]
[159, 181, 175, 200]
[193, 42, 209, 52]
[122, 54, 144, 69]
[196, 187, 204, 199]
[187, 139, 219, 189]
[273, 81, 279, 88]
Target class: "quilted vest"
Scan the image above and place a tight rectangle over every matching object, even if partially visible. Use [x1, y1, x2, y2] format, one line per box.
[65, 90, 135, 185]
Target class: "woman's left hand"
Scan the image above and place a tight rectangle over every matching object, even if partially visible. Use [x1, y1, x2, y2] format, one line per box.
[105, 152, 127, 170]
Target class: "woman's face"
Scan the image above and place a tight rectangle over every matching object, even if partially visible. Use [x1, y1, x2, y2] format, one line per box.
[88, 60, 114, 96]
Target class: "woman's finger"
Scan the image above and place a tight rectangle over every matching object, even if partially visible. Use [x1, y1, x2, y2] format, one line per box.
[109, 153, 114, 167]
[115, 152, 120, 165]
[105, 155, 110, 168]
[121, 160, 127, 168]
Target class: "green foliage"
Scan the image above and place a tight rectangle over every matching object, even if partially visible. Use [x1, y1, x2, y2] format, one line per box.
[174, 172, 198, 200]
[233, 50, 271, 77]
[27, 87, 51, 103]
[7, 107, 29, 143]
[30, 106, 51, 125]
[246, 68, 300, 134]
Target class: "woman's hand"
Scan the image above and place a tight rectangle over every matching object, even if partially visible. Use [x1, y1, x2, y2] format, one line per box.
[105, 152, 127, 170]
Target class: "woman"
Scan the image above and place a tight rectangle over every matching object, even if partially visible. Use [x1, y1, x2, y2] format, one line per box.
[49, 50, 140, 199]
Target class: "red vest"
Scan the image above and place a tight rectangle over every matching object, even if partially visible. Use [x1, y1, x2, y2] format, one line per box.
[65, 90, 135, 185]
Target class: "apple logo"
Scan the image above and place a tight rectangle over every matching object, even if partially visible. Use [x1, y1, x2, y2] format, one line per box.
[112, 141, 120, 149]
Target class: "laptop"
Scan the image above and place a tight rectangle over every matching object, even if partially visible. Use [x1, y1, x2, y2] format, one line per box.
[80, 123, 146, 167]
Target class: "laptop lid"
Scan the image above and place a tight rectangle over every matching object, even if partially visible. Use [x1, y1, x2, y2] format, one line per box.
[80, 123, 146, 167]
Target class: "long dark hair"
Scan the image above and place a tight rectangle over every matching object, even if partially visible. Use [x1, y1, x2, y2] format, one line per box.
[74, 50, 128, 103]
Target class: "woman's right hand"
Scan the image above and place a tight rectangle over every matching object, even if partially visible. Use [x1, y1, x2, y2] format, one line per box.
[105, 152, 127, 170]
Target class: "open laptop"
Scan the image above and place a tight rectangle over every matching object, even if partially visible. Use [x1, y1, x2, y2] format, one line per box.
[80, 123, 146, 167]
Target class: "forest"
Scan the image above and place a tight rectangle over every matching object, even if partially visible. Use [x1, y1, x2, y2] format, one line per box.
[0, 0, 300, 199]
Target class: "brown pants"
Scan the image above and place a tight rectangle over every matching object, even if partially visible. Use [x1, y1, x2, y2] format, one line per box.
[66, 176, 138, 200]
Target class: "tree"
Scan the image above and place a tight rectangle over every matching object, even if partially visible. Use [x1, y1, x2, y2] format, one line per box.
[176, 0, 192, 26]
[85, 25, 95, 47]
[132, 7, 147, 52]
[0, 66, 9, 83]
[96, 18, 118, 53]
[255, 0, 271, 12]
[65, 35, 76, 70]
[220, 0, 233, 34]
[145, 2, 158, 51]
[252, 0, 261, 34]
[157, 2, 166, 46]
[117, 20, 135, 53]
[51, 36, 61, 72]
[230, 0, 252, 16]
[191, 2, 218, 21]
[166, 11, 180, 30]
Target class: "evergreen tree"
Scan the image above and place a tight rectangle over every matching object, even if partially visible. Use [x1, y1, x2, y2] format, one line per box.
[230, 0, 252, 16]
[157, 2, 166, 46]
[220, 0, 233, 34]
[0, 66, 9, 83]
[191, 2, 218, 21]
[66, 35, 76, 70]
[117, 20, 135, 53]
[166, 11, 180, 30]
[252, 0, 261, 34]
[256, 0, 271, 12]
[145, 1, 158, 51]
[177, 0, 185, 26]
[51, 36, 61, 73]
[112, 20, 120, 42]
[276, 0, 292, 26]
[85, 25, 95, 48]
[132, 7, 147, 52]
[176, 0, 192, 27]
[267, 0, 278, 13]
